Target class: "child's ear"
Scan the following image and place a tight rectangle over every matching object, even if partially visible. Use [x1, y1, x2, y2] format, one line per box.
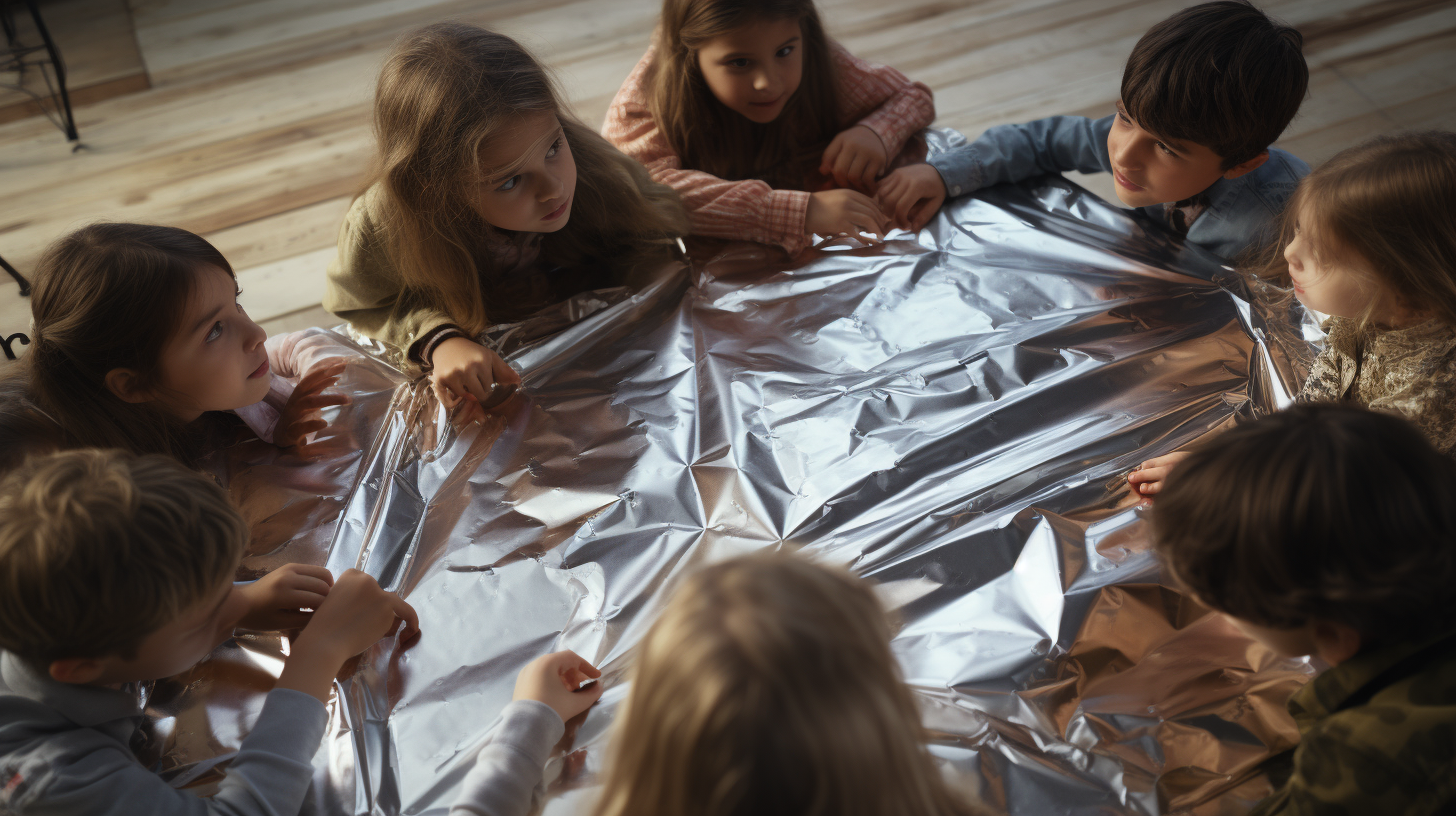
[104, 368, 151, 404]
[1222, 150, 1269, 180]
[49, 657, 106, 685]
[1312, 620, 1362, 666]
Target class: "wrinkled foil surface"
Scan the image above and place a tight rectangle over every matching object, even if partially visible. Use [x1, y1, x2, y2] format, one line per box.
[142, 131, 1323, 815]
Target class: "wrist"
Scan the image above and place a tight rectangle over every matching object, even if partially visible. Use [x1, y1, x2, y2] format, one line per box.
[277, 635, 347, 703]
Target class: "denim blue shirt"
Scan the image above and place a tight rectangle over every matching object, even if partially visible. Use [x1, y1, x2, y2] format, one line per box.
[928, 114, 1309, 261]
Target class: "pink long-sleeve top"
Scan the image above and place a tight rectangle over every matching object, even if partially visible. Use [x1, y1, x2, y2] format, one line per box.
[603, 39, 934, 256]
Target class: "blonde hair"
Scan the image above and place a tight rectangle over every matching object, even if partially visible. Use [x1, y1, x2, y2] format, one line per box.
[1256, 131, 1456, 327]
[0, 449, 247, 666]
[0, 223, 242, 470]
[593, 552, 980, 816]
[368, 23, 688, 334]
[651, 0, 840, 188]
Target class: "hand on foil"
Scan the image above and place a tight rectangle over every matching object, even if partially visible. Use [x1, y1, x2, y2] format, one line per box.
[820, 124, 888, 193]
[236, 563, 334, 631]
[429, 337, 522, 412]
[807, 189, 888, 244]
[278, 569, 420, 702]
[876, 163, 947, 233]
[276, 358, 352, 455]
[513, 650, 604, 724]
[1128, 450, 1191, 499]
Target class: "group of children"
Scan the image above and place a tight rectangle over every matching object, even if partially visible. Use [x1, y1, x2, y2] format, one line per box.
[1, 0, 1454, 812]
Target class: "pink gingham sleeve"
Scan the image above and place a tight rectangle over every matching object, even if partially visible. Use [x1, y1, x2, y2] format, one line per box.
[603, 47, 813, 256]
[829, 41, 935, 162]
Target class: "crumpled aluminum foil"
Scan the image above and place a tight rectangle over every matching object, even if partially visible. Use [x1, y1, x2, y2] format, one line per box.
[139, 130, 1323, 815]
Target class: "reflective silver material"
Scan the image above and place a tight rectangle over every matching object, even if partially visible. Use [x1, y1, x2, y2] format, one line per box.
[146, 130, 1321, 814]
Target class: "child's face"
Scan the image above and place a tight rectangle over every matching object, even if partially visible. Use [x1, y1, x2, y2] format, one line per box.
[149, 266, 272, 421]
[1106, 101, 1262, 208]
[71, 578, 249, 685]
[1283, 206, 1377, 319]
[475, 111, 577, 234]
[695, 17, 803, 125]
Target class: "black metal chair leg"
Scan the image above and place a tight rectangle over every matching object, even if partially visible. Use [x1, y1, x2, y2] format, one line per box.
[25, 0, 77, 144]
[0, 254, 30, 297]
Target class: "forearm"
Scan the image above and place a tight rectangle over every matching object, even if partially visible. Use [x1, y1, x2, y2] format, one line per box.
[930, 115, 1112, 196]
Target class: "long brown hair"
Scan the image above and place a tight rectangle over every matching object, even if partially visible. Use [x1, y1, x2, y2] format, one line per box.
[651, 0, 839, 188]
[0, 224, 239, 468]
[1255, 131, 1456, 328]
[368, 23, 687, 334]
[593, 552, 982, 816]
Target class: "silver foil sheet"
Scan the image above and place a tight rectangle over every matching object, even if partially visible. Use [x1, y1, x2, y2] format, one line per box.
[144, 130, 1322, 815]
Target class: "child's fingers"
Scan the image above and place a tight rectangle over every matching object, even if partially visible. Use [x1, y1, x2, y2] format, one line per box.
[291, 564, 334, 584]
[390, 595, 420, 640]
[491, 355, 522, 387]
[284, 589, 329, 609]
[430, 377, 458, 409]
[295, 392, 351, 411]
[285, 418, 329, 440]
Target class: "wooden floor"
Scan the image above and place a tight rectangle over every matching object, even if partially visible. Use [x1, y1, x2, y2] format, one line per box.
[2, 0, 1454, 346]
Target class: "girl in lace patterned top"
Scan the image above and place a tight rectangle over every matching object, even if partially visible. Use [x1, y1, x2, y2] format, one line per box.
[603, 0, 934, 257]
[1131, 131, 1456, 496]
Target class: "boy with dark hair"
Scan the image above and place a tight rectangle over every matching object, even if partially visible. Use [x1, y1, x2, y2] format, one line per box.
[0, 449, 419, 815]
[878, 0, 1309, 260]
[1150, 404, 1456, 815]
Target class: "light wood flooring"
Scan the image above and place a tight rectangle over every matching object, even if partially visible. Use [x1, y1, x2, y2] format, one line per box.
[2, 0, 1455, 347]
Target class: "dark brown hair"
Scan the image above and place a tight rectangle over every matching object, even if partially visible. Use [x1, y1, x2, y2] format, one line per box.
[0, 449, 247, 665]
[1122, 0, 1306, 168]
[1151, 404, 1456, 646]
[1254, 131, 1456, 328]
[368, 23, 687, 332]
[651, 0, 839, 188]
[0, 223, 238, 469]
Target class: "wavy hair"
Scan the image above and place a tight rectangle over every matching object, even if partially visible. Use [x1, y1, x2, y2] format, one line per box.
[1253, 131, 1456, 329]
[593, 552, 983, 816]
[650, 0, 839, 188]
[368, 23, 687, 333]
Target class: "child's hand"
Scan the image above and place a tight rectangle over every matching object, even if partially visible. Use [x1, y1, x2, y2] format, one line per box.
[429, 337, 522, 411]
[820, 125, 888, 193]
[236, 563, 334, 631]
[876, 164, 947, 232]
[278, 569, 419, 702]
[806, 189, 889, 243]
[276, 359, 351, 455]
[513, 650, 604, 724]
[1128, 451, 1191, 498]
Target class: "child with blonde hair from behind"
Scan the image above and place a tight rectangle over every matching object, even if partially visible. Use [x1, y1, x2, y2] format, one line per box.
[604, 0, 934, 256]
[1131, 131, 1456, 496]
[591, 552, 982, 816]
[326, 24, 687, 412]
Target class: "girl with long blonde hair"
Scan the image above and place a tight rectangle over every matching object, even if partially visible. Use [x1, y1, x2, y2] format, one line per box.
[1131, 131, 1456, 495]
[590, 552, 983, 816]
[325, 24, 688, 410]
[603, 0, 934, 257]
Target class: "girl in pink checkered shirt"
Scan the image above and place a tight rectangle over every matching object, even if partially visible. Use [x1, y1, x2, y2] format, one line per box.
[603, 0, 935, 257]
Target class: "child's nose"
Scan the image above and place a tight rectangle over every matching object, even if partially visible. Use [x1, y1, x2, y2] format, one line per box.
[538, 171, 565, 202]
[753, 71, 773, 92]
[243, 315, 266, 348]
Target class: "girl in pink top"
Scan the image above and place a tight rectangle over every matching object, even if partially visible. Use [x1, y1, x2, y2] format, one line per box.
[603, 0, 934, 256]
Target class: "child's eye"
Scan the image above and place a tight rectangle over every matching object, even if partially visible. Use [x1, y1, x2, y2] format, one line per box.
[546, 137, 563, 158]
[776, 45, 795, 58]
[1156, 142, 1177, 157]
[726, 58, 750, 69]
[206, 321, 224, 342]
[497, 175, 520, 192]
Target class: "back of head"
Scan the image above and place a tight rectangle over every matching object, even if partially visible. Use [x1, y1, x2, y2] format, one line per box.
[1259, 131, 1456, 327]
[0, 449, 246, 667]
[372, 23, 686, 331]
[1122, 1, 1307, 167]
[24, 223, 236, 466]
[1151, 404, 1456, 647]
[595, 552, 975, 816]
[652, 0, 838, 186]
